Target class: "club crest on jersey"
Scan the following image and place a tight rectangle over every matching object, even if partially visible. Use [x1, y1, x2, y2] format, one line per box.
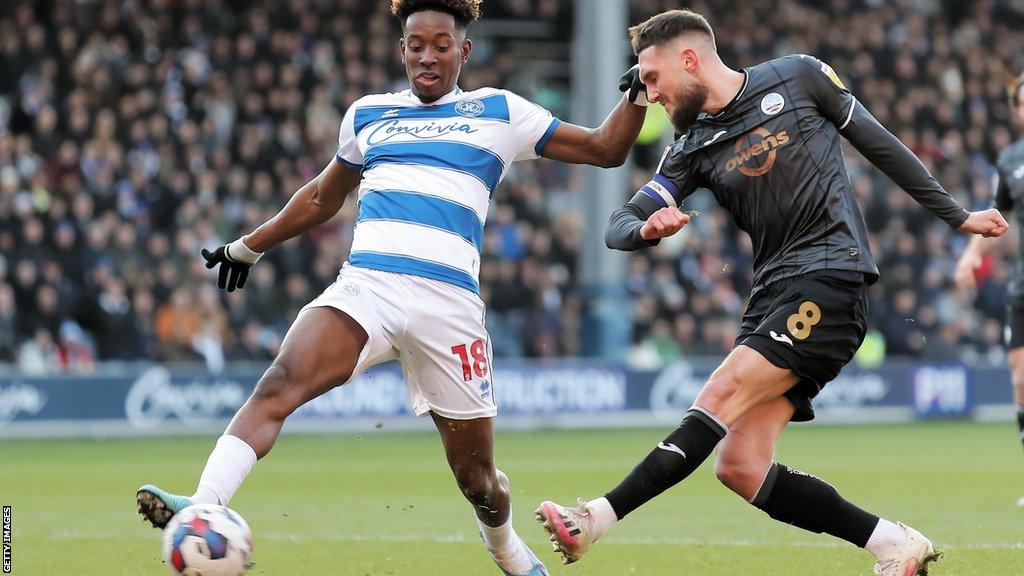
[760, 92, 785, 116]
[455, 98, 485, 117]
[342, 282, 360, 296]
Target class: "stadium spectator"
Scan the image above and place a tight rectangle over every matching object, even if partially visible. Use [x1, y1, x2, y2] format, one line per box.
[1, 0, 1023, 370]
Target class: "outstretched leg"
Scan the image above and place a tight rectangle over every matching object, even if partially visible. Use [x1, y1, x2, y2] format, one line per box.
[537, 345, 796, 564]
[432, 412, 546, 576]
[138, 307, 367, 528]
[716, 396, 940, 576]
[222, 307, 366, 457]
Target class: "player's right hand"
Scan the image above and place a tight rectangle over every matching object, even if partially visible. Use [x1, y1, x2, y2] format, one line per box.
[619, 64, 648, 106]
[958, 208, 1009, 238]
[640, 207, 690, 240]
[202, 238, 263, 292]
[954, 252, 982, 291]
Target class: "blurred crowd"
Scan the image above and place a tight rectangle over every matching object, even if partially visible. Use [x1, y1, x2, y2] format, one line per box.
[0, 0, 576, 372]
[0, 0, 1022, 373]
[623, 0, 1024, 368]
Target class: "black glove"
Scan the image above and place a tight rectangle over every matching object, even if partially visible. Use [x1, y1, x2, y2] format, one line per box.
[618, 64, 648, 106]
[202, 240, 261, 292]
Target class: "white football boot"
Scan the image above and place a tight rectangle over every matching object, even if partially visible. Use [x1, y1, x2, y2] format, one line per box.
[535, 499, 598, 565]
[872, 522, 942, 576]
[1017, 495, 1024, 507]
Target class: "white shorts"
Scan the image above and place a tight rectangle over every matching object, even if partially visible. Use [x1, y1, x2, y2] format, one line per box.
[300, 264, 496, 420]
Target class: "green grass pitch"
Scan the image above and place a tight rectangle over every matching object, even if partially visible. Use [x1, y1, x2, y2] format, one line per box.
[2, 421, 1022, 575]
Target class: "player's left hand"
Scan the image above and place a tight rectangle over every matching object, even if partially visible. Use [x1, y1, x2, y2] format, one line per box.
[619, 64, 648, 107]
[954, 252, 982, 291]
[201, 238, 263, 293]
[958, 208, 1009, 238]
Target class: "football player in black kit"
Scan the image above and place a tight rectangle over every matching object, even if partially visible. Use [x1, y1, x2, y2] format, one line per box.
[955, 73, 1024, 508]
[536, 9, 1008, 575]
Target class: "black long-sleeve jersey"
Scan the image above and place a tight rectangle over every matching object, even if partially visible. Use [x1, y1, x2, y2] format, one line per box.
[607, 54, 969, 299]
[993, 138, 1024, 300]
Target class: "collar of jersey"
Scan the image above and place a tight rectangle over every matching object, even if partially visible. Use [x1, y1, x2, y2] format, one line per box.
[706, 70, 749, 121]
[406, 86, 464, 106]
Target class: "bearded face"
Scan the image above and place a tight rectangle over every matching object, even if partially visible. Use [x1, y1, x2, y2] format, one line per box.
[668, 79, 709, 133]
[638, 42, 710, 134]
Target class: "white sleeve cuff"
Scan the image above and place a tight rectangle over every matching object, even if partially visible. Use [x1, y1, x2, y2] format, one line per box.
[226, 237, 262, 264]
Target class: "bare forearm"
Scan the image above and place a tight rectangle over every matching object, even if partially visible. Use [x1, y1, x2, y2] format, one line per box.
[244, 178, 344, 252]
[962, 233, 1001, 258]
[542, 97, 646, 167]
[592, 97, 647, 166]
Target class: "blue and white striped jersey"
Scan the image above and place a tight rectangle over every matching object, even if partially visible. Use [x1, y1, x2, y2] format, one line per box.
[336, 87, 561, 294]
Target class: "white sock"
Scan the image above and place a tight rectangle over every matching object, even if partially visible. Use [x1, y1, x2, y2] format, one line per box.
[864, 518, 908, 559]
[478, 512, 533, 573]
[586, 497, 618, 541]
[477, 512, 516, 552]
[192, 486, 220, 505]
[193, 435, 258, 506]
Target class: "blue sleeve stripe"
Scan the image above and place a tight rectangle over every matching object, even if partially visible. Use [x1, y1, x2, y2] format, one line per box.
[652, 174, 681, 201]
[535, 118, 562, 156]
[336, 153, 362, 171]
[640, 185, 670, 207]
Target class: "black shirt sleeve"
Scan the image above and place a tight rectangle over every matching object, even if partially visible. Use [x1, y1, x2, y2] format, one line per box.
[605, 191, 665, 251]
[841, 102, 968, 228]
[794, 55, 856, 127]
[992, 164, 1014, 212]
[604, 144, 699, 251]
[797, 55, 968, 229]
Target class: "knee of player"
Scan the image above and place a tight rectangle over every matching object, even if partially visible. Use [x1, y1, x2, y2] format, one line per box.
[713, 452, 763, 499]
[1009, 358, 1024, 390]
[1013, 370, 1024, 389]
[455, 466, 501, 504]
[253, 363, 299, 404]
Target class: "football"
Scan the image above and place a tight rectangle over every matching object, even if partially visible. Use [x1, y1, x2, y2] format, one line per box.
[162, 504, 253, 576]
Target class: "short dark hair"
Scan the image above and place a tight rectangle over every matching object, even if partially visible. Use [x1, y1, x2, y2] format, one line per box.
[1011, 72, 1024, 108]
[628, 9, 714, 55]
[391, 0, 482, 30]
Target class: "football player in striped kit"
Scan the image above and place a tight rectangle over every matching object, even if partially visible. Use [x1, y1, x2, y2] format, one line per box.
[136, 1, 647, 574]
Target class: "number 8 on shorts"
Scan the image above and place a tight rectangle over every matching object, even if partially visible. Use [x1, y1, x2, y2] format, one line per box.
[786, 301, 822, 340]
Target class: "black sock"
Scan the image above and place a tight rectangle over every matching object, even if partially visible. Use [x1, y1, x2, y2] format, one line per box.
[1017, 407, 1024, 452]
[752, 463, 879, 548]
[605, 408, 726, 519]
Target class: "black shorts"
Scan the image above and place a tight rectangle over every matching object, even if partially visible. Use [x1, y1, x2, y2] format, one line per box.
[735, 270, 869, 422]
[1006, 299, 1024, 350]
